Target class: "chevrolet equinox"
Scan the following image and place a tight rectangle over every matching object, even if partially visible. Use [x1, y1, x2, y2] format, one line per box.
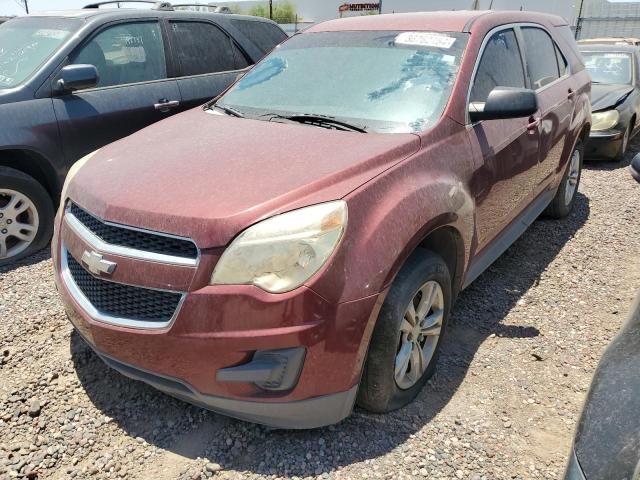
[53, 11, 591, 429]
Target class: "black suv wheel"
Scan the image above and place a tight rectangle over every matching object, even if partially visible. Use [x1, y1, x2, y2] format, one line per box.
[0, 167, 54, 266]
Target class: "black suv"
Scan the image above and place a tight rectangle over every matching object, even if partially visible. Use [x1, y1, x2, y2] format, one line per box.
[0, 3, 286, 265]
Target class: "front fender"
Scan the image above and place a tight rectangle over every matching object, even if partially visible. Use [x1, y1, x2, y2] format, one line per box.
[309, 146, 475, 305]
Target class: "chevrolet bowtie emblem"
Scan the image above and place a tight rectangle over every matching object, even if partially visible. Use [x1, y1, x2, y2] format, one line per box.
[81, 250, 117, 277]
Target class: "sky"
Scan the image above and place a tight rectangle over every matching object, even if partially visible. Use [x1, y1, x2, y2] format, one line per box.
[0, 0, 255, 15]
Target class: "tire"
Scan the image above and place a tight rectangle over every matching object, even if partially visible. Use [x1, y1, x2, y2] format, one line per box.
[614, 122, 632, 162]
[544, 139, 583, 219]
[357, 249, 452, 413]
[0, 167, 54, 267]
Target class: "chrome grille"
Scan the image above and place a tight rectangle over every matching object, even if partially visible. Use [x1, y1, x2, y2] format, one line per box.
[69, 203, 198, 260]
[66, 252, 182, 324]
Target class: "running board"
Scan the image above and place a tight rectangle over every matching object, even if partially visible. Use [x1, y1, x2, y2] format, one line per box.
[462, 188, 556, 289]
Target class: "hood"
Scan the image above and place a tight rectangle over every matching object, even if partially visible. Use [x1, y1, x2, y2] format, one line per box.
[68, 108, 420, 248]
[591, 83, 634, 111]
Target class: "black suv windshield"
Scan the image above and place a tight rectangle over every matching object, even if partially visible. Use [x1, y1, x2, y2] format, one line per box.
[0, 17, 82, 89]
[218, 30, 469, 133]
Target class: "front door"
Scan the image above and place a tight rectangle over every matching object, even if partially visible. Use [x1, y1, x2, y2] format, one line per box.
[53, 20, 181, 163]
[467, 27, 541, 251]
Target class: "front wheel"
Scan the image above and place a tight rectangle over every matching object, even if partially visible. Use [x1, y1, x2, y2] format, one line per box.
[357, 249, 451, 413]
[614, 123, 632, 162]
[0, 167, 54, 267]
[545, 139, 583, 219]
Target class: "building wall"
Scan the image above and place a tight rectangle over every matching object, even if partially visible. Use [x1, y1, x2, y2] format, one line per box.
[577, 0, 640, 39]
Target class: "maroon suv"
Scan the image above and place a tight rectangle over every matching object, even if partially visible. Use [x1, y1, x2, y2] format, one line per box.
[52, 11, 591, 429]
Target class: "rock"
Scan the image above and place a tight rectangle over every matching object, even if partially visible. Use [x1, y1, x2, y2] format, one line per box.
[205, 463, 222, 473]
[28, 401, 41, 418]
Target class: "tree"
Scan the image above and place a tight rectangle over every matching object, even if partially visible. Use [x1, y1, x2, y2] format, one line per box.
[227, 4, 244, 14]
[249, 1, 298, 23]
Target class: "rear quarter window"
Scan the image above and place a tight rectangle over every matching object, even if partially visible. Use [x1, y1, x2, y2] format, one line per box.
[555, 25, 586, 73]
[230, 19, 287, 56]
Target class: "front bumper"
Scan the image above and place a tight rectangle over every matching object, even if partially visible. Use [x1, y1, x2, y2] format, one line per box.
[80, 334, 358, 429]
[53, 204, 381, 429]
[586, 129, 625, 159]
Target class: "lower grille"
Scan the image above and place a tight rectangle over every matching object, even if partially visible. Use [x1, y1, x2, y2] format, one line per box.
[66, 252, 182, 324]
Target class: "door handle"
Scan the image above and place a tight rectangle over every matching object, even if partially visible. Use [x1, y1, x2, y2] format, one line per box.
[527, 117, 540, 131]
[154, 99, 180, 112]
[567, 89, 575, 100]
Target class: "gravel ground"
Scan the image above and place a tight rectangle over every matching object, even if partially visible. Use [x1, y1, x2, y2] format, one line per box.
[1, 147, 639, 480]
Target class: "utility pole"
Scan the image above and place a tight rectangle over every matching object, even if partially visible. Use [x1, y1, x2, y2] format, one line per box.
[269, 0, 273, 20]
[575, 0, 585, 39]
[378, 0, 382, 14]
[23, 0, 29, 14]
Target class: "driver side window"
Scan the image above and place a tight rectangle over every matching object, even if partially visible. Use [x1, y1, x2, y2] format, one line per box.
[71, 21, 167, 89]
[470, 28, 526, 105]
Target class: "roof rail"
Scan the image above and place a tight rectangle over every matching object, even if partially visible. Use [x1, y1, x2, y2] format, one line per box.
[83, 1, 174, 11]
[172, 4, 231, 13]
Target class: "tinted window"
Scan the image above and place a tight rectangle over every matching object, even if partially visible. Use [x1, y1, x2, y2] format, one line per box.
[470, 29, 525, 103]
[556, 44, 569, 76]
[230, 20, 287, 56]
[73, 22, 166, 88]
[231, 43, 250, 69]
[170, 22, 238, 75]
[522, 27, 560, 89]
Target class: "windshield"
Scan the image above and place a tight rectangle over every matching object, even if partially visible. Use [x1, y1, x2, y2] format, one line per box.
[0, 17, 82, 89]
[217, 31, 469, 133]
[582, 51, 634, 84]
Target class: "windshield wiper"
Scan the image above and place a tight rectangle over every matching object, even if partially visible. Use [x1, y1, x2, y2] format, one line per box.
[264, 113, 368, 133]
[211, 104, 245, 118]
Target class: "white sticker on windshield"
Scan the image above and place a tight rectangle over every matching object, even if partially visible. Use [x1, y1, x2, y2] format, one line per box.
[395, 32, 456, 49]
[34, 29, 68, 39]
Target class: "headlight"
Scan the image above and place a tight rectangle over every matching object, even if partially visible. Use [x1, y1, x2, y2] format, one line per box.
[60, 149, 100, 201]
[210, 201, 347, 293]
[591, 110, 620, 131]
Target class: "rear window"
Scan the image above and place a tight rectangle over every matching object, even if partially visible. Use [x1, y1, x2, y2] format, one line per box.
[521, 27, 560, 89]
[230, 19, 287, 55]
[170, 21, 240, 75]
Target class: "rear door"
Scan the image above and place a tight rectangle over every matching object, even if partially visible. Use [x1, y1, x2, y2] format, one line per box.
[519, 25, 573, 187]
[53, 20, 181, 163]
[467, 27, 541, 251]
[167, 20, 250, 110]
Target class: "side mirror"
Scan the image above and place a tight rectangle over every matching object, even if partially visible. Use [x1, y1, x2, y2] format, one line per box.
[469, 87, 538, 122]
[631, 153, 640, 183]
[58, 64, 98, 92]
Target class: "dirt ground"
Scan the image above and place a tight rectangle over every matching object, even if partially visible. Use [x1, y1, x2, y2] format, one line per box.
[1, 146, 639, 480]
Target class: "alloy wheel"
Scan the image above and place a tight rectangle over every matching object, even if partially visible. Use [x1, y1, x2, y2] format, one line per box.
[564, 148, 581, 207]
[395, 280, 444, 390]
[0, 189, 39, 260]
[622, 127, 630, 156]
